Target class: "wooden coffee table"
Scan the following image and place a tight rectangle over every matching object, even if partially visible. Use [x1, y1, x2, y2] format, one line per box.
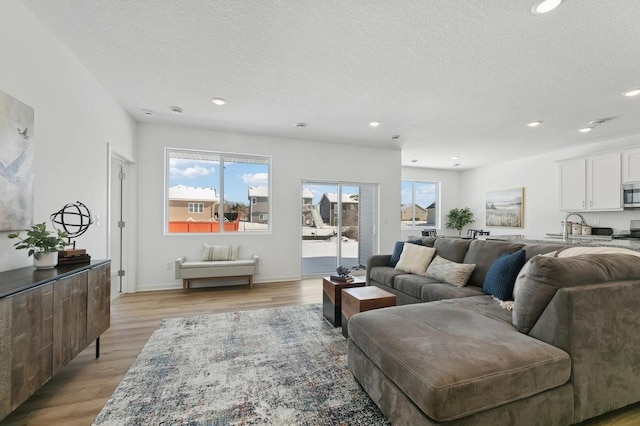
[322, 276, 366, 326]
[341, 286, 396, 338]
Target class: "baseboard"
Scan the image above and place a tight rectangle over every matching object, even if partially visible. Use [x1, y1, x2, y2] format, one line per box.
[136, 275, 303, 292]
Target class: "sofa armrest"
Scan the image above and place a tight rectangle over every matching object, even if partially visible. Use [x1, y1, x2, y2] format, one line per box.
[252, 254, 260, 275]
[366, 254, 392, 284]
[175, 256, 186, 279]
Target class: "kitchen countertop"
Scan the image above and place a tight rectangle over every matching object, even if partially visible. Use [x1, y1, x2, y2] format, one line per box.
[484, 235, 640, 251]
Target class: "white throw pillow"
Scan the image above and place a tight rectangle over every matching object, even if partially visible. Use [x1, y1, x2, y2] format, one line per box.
[201, 244, 240, 261]
[425, 255, 476, 288]
[395, 244, 436, 276]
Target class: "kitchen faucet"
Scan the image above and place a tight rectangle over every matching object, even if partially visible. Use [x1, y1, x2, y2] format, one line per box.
[563, 212, 587, 242]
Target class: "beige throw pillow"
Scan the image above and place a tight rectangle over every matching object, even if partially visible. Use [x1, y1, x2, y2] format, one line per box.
[201, 244, 240, 261]
[425, 255, 476, 287]
[395, 243, 436, 276]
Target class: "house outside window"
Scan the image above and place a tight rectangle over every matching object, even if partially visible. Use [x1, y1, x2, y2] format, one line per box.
[401, 180, 440, 228]
[166, 148, 271, 233]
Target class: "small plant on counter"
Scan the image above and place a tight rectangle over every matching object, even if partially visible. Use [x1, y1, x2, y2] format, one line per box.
[445, 207, 475, 236]
[8, 222, 68, 257]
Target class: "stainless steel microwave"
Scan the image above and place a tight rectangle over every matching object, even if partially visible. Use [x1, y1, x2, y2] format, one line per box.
[623, 183, 640, 208]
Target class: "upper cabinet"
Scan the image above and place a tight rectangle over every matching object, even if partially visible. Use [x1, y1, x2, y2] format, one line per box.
[622, 147, 640, 183]
[559, 152, 622, 211]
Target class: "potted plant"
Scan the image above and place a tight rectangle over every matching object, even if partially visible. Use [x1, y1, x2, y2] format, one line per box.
[445, 207, 475, 236]
[8, 222, 68, 269]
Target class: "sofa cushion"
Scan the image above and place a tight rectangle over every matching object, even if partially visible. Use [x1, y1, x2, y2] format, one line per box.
[432, 238, 472, 263]
[370, 266, 407, 288]
[395, 244, 436, 275]
[463, 240, 525, 287]
[181, 259, 255, 268]
[348, 298, 571, 422]
[425, 255, 475, 287]
[482, 249, 526, 301]
[393, 274, 440, 299]
[420, 282, 486, 302]
[513, 253, 640, 334]
[200, 244, 240, 261]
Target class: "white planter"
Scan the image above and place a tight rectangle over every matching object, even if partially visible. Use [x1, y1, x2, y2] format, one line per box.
[33, 251, 59, 269]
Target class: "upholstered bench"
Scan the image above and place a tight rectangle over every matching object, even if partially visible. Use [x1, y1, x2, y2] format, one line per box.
[175, 244, 259, 293]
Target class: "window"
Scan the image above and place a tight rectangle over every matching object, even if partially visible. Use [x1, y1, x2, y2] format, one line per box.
[401, 180, 440, 228]
[166, 148, 271, 233]
[188, 202, 204, 213]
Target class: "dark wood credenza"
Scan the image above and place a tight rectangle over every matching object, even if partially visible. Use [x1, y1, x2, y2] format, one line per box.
[0, 260, 111, 421]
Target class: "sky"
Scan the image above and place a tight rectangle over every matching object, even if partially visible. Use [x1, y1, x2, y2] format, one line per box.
[401, 181, 438, 208]
[168, 158, 268, 203]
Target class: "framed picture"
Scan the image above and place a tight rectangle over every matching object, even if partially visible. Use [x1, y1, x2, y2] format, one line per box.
[0, 89, 35, 231]
[486, 188, 524, 228]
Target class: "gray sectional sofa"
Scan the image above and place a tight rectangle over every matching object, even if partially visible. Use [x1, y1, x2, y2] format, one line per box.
[349, 237, 640, 425]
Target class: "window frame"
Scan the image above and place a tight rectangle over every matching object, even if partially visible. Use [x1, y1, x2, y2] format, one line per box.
[165, 147, 272, 235]
[188, 202, 204, 214]
[401, 180, 441, 229]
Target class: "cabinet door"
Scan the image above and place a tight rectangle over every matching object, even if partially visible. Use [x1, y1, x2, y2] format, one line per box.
[87, 263, 111, 342]
[588, 153, 622, 210]
[622, 148, 640, 183]
[559, 159, 586, 211]
[1, 284, 54, 416]
[53, 272, 88, 375]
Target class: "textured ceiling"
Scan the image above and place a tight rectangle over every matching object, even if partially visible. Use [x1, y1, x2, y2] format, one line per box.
[22, 0, 640, 169]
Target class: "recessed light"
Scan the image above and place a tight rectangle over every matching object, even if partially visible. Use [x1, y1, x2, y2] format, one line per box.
[527, 121, 542, 127]
[170, 106, 183, 115]
[295, 122, 307, 128]
[211, 98, 227, 105]
[623, 89, 640, 97]
[369, 121, 381, 127]
[450, 156, 460, 160]
[579, 127, 593, 133]
[141, 109, 153, 116]
[531, 0, 562, 14]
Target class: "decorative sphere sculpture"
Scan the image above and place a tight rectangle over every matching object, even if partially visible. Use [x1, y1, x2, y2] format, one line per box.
[50, 201, 93, 242]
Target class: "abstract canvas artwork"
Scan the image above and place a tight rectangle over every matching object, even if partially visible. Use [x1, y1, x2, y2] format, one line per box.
[486, 187, 524, 228]
[0, 89, 34, 231]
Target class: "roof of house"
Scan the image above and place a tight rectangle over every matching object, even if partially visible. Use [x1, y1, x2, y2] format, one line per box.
[248, 186, 269, 197]
[401, 203, 426, 212]
[168, 185, 218, 201]
[323, 193, 358, 204]
[302, 188, 313, 199]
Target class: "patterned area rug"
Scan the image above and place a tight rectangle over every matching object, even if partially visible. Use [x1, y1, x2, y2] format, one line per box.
[93, 304, 389, 425]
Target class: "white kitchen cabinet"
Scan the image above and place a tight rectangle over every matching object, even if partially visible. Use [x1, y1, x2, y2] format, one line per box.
[559, 152, 622, 211]
[559, 158, 586, 211]
[622, 147, 640, 183]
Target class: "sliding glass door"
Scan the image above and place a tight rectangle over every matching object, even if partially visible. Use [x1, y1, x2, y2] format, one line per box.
[301, 181, 378, 276]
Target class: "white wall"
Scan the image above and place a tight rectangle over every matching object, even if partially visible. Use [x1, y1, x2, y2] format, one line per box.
[0, 1, 137, 272]
[400, 167, 461, 241]
[460, 136, 640, 237]
[136, 124, 401, 291]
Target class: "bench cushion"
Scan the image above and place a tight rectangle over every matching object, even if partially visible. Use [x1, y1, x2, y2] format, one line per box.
[348, 297, 571, 422]
[181, 260, 255, 268]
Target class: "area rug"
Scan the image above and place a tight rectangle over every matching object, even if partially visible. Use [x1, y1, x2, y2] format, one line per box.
[93, 304, 389, 425]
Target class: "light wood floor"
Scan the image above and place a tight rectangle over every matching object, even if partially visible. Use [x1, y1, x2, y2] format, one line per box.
[2, 279, 639, 425]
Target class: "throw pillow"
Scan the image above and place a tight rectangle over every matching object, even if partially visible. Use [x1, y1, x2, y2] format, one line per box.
[395, 243, 436, 276]
[388, 239, 423, 267]
[512, 251, 557, 301]
[482, 250, 526, 301]
[201, 244, 240, 261]
[556, 246, 640, 258]
[425, 255, 476, 288]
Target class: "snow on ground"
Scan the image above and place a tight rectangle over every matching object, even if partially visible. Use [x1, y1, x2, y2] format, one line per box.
[302, 236, 358, 258]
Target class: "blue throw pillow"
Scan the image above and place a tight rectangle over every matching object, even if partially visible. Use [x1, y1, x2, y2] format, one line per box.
[482, 249, 526, 301]
[388, 239, 422, 267]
